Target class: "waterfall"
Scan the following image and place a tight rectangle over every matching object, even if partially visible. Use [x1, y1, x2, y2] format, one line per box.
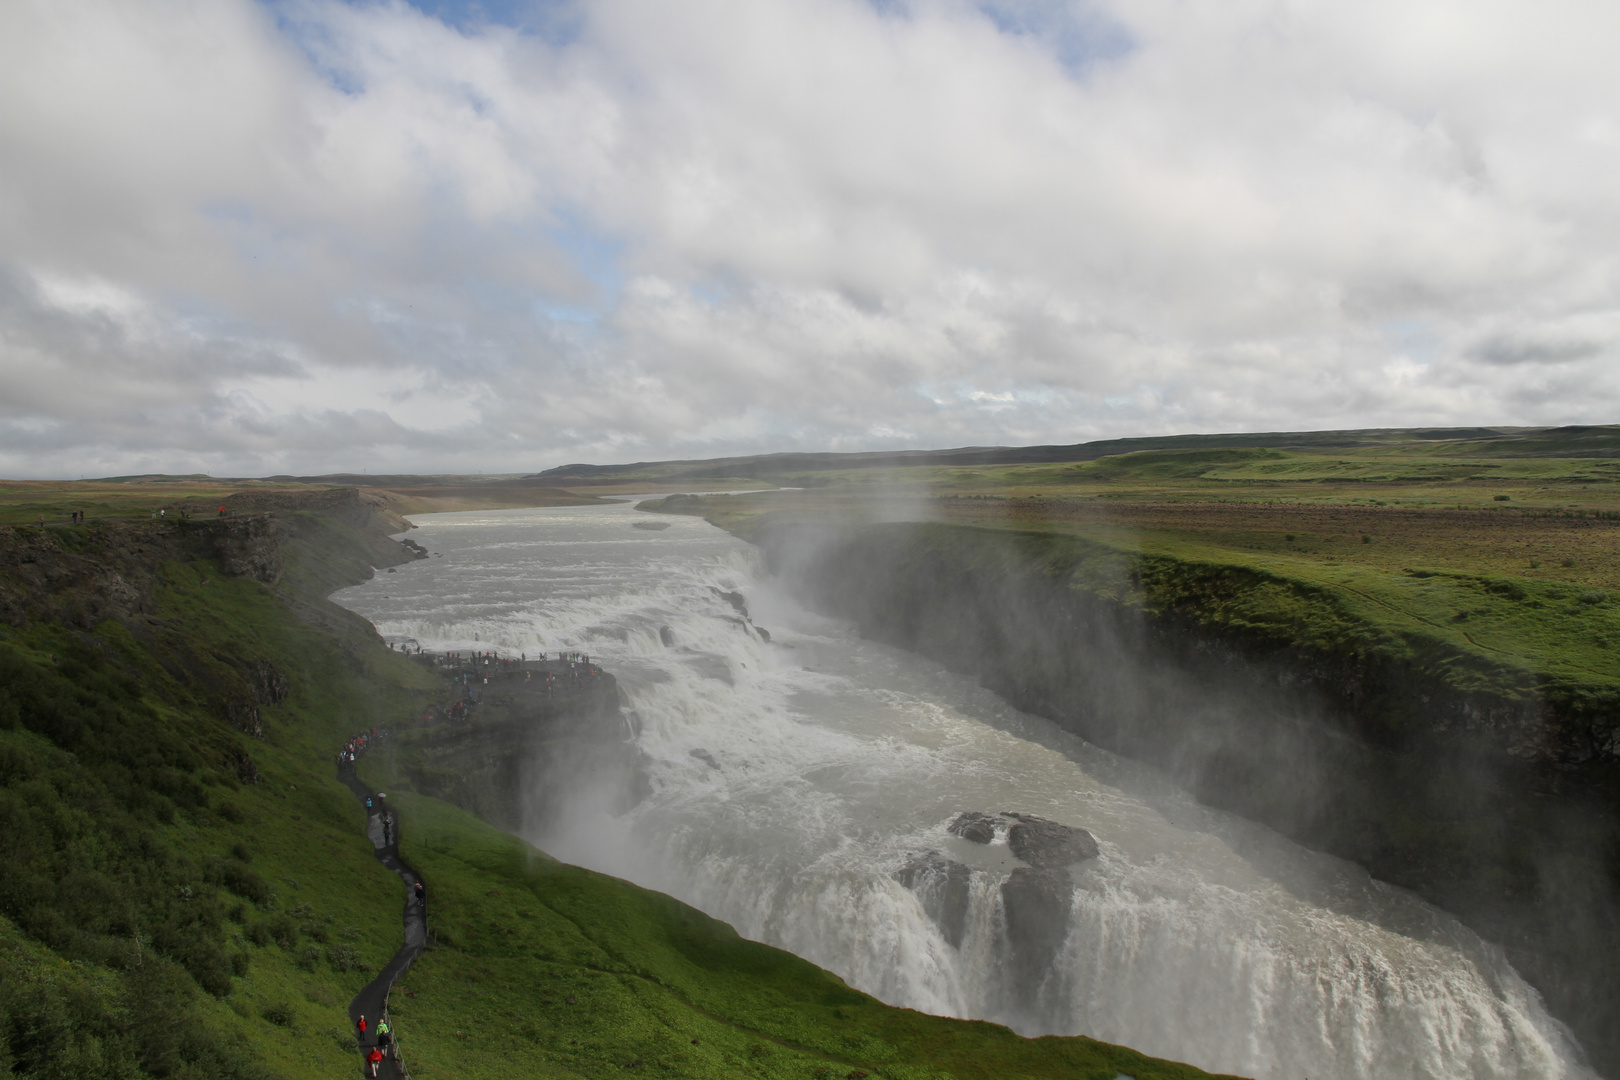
[335, 503, 1593, 1080]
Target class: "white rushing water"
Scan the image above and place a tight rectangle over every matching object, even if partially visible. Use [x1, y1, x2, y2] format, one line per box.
[333, 502, 1592, 1080]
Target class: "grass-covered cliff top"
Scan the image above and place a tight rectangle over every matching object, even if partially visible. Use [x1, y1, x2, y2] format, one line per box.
[0, 509, 1232, 1079]
[639, 428, 1620, 710]
[0, 475, 603, 526]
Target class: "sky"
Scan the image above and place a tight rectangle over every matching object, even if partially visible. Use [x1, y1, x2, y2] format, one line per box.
[1, 0, 1618, 478]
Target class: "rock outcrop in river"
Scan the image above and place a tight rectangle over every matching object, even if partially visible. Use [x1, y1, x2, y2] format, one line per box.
[898, 812, 1100, 992]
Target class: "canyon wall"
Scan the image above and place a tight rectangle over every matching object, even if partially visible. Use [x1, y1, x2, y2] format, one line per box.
[381, 679, 639, 835]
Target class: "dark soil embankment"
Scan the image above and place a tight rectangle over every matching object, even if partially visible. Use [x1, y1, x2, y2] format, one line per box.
[759, 520, 1620, 1077]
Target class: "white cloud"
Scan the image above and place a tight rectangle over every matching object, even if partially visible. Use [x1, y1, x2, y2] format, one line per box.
[1, 0, 1618, 477]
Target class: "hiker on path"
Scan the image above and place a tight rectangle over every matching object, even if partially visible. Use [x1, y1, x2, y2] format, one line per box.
[357, 1014, 367, 1039]
[366, 1046, 384, 1076]
[377, 1018, 392, 1054]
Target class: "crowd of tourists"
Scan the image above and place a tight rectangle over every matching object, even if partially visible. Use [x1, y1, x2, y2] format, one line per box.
[337, 726, 421, 1078]
[338, 727, 388, 768]
[393, 649, 606, 726]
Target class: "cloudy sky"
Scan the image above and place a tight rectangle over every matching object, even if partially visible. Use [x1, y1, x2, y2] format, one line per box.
[1, 0, 1617, 477]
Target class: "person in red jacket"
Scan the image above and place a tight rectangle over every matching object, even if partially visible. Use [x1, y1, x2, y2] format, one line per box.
[366, 1046, 384, 1076]
[357, 1014, 367, 1038]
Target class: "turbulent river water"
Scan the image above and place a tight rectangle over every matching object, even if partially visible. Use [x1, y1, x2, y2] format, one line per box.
[333, 502, 1592, 1080]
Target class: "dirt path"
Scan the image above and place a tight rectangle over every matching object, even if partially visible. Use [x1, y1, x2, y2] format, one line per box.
[339, 742, 428, 1079]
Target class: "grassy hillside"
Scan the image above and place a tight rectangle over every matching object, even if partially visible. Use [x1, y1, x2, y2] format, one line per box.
[0, 511, 1234, 1080]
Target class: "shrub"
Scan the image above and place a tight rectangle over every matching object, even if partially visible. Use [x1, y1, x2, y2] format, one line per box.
[327, 943, 369, 972]
[262, 1002, 296, 1028]
[209, 860, 270, 905]
[267, 915, 298, 951]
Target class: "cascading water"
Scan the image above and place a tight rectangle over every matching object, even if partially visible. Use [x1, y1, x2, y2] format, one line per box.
[334, 502, 1593, 1080]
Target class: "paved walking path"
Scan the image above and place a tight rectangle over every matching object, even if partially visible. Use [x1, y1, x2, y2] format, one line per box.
[339, 739, 428, 1079]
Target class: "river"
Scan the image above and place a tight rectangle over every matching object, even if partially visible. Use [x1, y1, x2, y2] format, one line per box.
[332, 501, 1592, 1080]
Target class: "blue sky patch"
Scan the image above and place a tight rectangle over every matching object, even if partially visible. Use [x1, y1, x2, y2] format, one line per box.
[975, 0, 1133, 76]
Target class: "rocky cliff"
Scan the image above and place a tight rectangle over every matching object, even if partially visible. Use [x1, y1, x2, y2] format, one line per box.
[758, 520, 1620, 1077]
[379, 678, 641, 837]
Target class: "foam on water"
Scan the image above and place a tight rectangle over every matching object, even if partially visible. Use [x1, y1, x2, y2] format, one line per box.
[334, 503, 1593, 1080]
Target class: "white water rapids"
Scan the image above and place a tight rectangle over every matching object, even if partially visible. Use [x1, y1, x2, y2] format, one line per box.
[333, 502, 1592, 1080]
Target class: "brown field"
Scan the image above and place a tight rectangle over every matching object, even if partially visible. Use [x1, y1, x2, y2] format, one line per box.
[941, 497, 1620, 590]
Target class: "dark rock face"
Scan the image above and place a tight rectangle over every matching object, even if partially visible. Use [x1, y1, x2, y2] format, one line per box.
[220, 660, 291, 740]
[1005, 813, 1099, 868]
[947, 811, 997, 844]
[947, 811, 1099, 870]
[206, 514, 285, 584]
[710, 587, 749, 619]
[690, 748, 718, 769]
[226, 744, 261, 785]
[1000, 867, 1075, 998]
[223, 699, 264, 739]
[660, 626, 676, 647]
[391, 677, 632, 834]
[894, 851, 973, 948]
[250, 660, 289, 705]
[754, 626, 771, 643]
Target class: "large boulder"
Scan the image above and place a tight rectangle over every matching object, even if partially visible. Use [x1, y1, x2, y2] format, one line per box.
[894, 851, 973, 948]
[1004, 813, 1099, 869]
[1000, 866, 1076, 999]
[946, 811, 998, 844]
[946, 811, 1099, 869]
[709, 587, 749, 619]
